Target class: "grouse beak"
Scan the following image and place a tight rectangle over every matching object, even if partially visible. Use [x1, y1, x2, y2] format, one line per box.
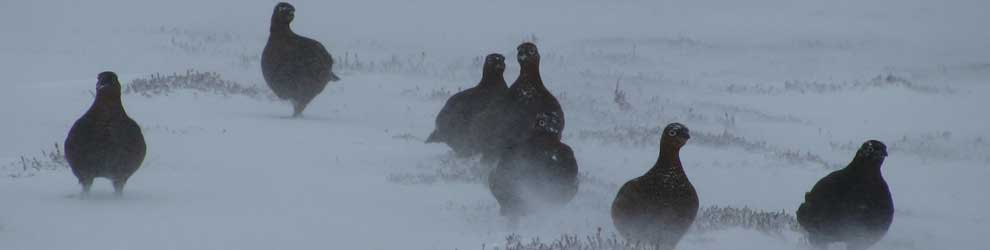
[517, 47, 539, 64]
[867, 147, 888, 160]
[678, 134, 690, 145]
[276, 5, 294, 19]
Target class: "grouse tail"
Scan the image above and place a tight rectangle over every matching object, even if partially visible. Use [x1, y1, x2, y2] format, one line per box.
[425, 130, 444, 143]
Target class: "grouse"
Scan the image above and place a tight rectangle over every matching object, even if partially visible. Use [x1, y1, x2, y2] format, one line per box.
[262, 2, 340, 118]
[611, 123, 698, 249]
[797, 140, 893, 250]
[426, 53, 507, 156]
[64, 72, 147, 196]
[488, 111, 577, 223]
[469, 42, 564, 164]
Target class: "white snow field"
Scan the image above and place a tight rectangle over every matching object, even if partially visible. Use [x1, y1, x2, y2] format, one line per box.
[2, 0, 988, 249]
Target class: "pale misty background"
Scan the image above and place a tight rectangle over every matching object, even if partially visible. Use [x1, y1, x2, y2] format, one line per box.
[1, 0, 988, 249]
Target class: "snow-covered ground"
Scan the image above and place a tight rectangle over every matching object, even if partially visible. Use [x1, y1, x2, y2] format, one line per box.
[2, 0, 988, 249]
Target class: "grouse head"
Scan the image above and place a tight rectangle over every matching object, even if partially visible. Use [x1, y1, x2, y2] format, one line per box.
[516, 42, 540, 67]
[484, 53, 506, 74]
[271, 2, 296, 24]
[96, 71, 121, 94]
[856, 140, 888, 162]
[532, 112, 563, 140]
[661, 123, 691, 148]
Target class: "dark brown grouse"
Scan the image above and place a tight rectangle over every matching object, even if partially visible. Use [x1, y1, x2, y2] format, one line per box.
[64, 72, 147, 196]
[611, 123, 698, 249]
[262, 2, 340, 118]
[469, 42, 564, 164]
[797, 140, 893, 250]
[427, 53, 507, 156]
[488, 111, 577, 224]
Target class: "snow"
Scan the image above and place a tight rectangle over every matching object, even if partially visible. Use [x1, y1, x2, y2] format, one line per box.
[2, 0, 989, 249]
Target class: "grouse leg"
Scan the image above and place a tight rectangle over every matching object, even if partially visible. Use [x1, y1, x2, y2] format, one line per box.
[79, 177, 94, 198]
[288, 99, 303, 118]
[112, 177, 129, 196]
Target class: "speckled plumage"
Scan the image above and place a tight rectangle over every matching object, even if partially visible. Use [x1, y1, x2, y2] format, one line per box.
[64, 72, 147, 196]
[611, 123, 697, 249]
[427, 54, 507, 156]
[262, 2, 339, 117]
[469, 43, 564, 163]
[797, 140, 893, 250]
[489, 112, 577, 221]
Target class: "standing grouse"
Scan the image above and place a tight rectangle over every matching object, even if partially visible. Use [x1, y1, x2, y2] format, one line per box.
[611, 123, 698, 249]
[797, 140, 893, 250]
[262, 2, 340, 118]
[488, 111, 577, 223]
[469, 42, 564, 163]
[427, 53, 507, 156]
[64, 72, 147, 196]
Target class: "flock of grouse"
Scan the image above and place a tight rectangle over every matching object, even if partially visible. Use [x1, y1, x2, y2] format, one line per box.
[61, 2, 894, 250]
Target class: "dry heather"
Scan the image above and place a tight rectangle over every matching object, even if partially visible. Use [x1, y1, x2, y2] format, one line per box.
[831, 132, 990, 163]
[124, 70, 276, 101]
[3, 143, 67, 178]
[489, 229, 658, 250]
[693, 206, 799, 236]
[724, 74, 954, 95]
[486, 207, 801, 250]
[572, 126, 839, 169]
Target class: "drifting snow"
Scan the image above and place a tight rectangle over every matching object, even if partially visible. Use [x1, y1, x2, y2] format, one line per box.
[2, 0, 988, 249]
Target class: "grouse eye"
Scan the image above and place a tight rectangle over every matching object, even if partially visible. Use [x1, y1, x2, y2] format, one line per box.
[538, 120, 546, 126]
[667, 130, 677, 137]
